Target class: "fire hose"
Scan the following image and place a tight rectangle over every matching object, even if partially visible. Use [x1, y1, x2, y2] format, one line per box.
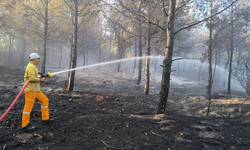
[0, 56, 161, 122]
[0, 72, 51, 122]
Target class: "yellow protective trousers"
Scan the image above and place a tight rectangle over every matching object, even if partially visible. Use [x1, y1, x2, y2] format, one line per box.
[22, 91, 49, 128]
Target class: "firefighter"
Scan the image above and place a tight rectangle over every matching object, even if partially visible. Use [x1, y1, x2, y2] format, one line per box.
[22, 53, 53, 131]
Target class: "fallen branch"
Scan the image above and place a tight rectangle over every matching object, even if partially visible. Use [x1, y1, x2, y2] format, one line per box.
[150, 130, 168, 139]
[101, 140, 123, 149]
[236, 139, 241, 144]
[104, 116, 111, 121]
[242, 127, 250, 133]
[111, 123, 121, 132]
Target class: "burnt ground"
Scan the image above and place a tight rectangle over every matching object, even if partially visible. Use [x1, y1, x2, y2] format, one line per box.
[1, 66, 250, 150]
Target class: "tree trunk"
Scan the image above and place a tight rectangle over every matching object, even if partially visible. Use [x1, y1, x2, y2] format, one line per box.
[86, 43, 88, 65]
[237, 50, 240, 66]
[212, 48, 218, 84]
[228, 4, 234, 94]
[68, 0, 78, 91]
[144, 1, 151, 95]
[183, 52, 186, 72]
[82, 30, 85, 67]
[223, 57, 229, 87]
[68, 38, 73, 78]
[20, 35, 26, 69]
[156, 0, 176, 114]
[47, 42, 50, 66]
[218, 48, 221, 66]
[4, 41, 7, 65]
[154, 48, 160, 72]
[58, 42, 63, 67]
[133, 40, 137, 73]
[41, 0, 48, 73]
[117, 40, 123, 72]
[177, 61, 180, 75]
[117, 30, 124, 72]
[154, 59, 158, 72]
[206, 2, 213, 116]
[98, 27, 102, 64]
[198, 63, 202, 81]
[8, 35, 12, 66]
[109, 34, 112, 61]
[137, 28, 142, 85]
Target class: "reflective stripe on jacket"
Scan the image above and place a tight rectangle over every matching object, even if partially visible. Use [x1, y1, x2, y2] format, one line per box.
[24, 62, 41, 92]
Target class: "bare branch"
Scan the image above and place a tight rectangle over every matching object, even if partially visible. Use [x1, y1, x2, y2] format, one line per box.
[63, 0, 74, 12]
[101, 140, 123, 150]
[150, 32, 163, 48]
[174, 0, 191, 14]
[104, 1, 166, 31]
[36, 4, 45, 20]
[234, 34, 250, 49]
[17, 0, 45, 22]
[174, 0, 239, 36]
[40, 0, 46, 7]
[78, 2, 91, 15]
[162, 0, 169, 17]
[77, 13, 88, 30]
[150, 130, 168, 139]
[32, 30, 44, 39]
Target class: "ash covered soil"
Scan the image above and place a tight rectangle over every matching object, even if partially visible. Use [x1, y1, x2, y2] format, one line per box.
[1, 66, 250, 150]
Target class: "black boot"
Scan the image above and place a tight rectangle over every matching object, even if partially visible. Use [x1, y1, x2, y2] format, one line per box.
[22, 124, 36, 132]
[42, 118, 54, 124]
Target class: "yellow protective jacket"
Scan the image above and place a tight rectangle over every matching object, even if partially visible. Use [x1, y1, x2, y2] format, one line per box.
[24, 62, 41, 92]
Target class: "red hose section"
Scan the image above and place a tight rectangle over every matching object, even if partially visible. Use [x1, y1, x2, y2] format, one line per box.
[0, 81, 30, 122]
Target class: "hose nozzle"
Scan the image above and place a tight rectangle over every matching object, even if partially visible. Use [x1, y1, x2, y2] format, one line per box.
[37, 72, 52, 78]
[48, 72, 52, 77]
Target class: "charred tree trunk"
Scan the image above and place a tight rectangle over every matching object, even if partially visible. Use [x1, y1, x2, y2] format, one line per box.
[144, 2, 151, 95]
[68, 39, 73, 78]
[68, 0, 78, 91]
[134, 40, 137, 73]
[41, 0, 48, 74]
[228, 4, 234, 94]
[156, 0, 176, 114]
[206, 2, 213, 116]
[137, 28, 142, 85]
